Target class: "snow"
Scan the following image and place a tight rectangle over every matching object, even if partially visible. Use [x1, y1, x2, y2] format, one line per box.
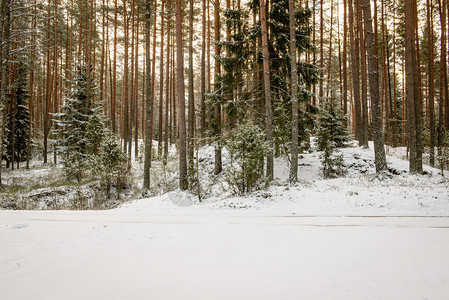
[1, 210, 449, 299]
[1, 142, 449, 299]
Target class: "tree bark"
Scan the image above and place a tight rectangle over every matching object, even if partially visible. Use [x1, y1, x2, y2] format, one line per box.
[158, 0, 165, 157]
[143, 0, 153, 191]
[112, 0, 118, 133]
[260, 0, 274, 180]
[164, 0, 171, 161]
[188, 0, 195, 183]
[175, 0, 187, 190]
[357, 0, 369, 148]
[213, 0, 222, 175]
[200, 0, 206, 144]
[405, 0, 423, 173]
[0, 0, 11, 186]
[348, 0, 362, 144]
[428, 0, 435, 166]
[362, 0, 387, 172]
[289, 0, 299, 182]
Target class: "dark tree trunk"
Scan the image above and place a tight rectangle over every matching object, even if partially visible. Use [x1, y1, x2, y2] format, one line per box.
[405, 0, 423, 173]
[362, 0, 387, 172]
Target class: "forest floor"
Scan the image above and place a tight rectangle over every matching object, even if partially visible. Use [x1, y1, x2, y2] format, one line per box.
[1, 142, 449, 299]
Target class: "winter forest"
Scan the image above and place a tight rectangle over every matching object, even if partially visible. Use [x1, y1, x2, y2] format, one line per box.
[1, 0, 449, 299]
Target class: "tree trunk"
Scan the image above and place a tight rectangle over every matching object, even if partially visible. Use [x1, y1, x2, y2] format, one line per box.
[343, 0, 348, 122]
[438, 0, 446, 159]
[188, 0, 195, 184]
[213, 0, 222, 175]
[175, 0, 188, 190]
[134, 2, 140, 160]
[123, 0, 129, 153]
[319, 0, 324, 104]
[143, 0, 153, 191]
[260, 0, 274, 180]
[159, 0, 165, 157]
[0, 0, 10, 184]
[405, 0, 423, 173]
[428, 0, 435, 166]
[362, 0, 387, 172]
[289, 0, 299, 182]
[357, 0, 369, 148]
[200, 0, 206, 144]
[348, 0, 362, 144]
[112, 0, 118, 133]
[164, 0, 171, 161]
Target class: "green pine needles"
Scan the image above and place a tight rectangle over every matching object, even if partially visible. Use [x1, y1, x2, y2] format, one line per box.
[317, 101, 350, 178]
[225, 123, 272, 195]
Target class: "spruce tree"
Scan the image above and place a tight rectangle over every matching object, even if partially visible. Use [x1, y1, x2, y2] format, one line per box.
[316, 101, 350, 152]
[54, 59, 100, 182]
[317, 101, 348, 178]
[249, 0, 319, 156]
[4, 62, 31, 169]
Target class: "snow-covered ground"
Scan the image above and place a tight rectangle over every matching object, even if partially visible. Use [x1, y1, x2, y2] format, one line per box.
[1, 210, 449, 299]
[1, 143, 449, 299]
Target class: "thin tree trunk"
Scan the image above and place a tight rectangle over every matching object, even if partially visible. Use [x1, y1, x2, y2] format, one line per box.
[260, 0, 274, 180]
[428, 0, 435, 166]
[164, 0, 171, 161]
[175, 0, 188, 190]
[289, 0, 299, 182]
[438, 0, 446, 159]
[348, 0, 362, 144]
[159, 0, 165, 157]
[358, 0, 369, 147]
[188, 0, 195, 183]
[343, 0, 348, 122]
[123, 0, 130, 154]
[134, 2, 140, 159]
[214, 0, 222, 175]
[326, 0, 333, 99]
[112, 0, 118, 133]
[200, 0, 206, 144]
[143, 0, 153, 191]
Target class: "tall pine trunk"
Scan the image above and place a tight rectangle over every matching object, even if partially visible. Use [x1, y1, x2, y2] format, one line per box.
[405, 0, 423, 173]
[362, 0, 387, 172]
[289, 0, 299, 182]
[188, 0, 195, 183]
[143, 0, 153, 191]
[260, 0, 273, 180]
[213, 0, 222, 175]
[428, 0, 435, 166]
[176, 0, 187, 190]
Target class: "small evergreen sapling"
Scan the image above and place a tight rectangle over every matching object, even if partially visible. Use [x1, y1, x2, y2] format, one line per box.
[225, 123, 272, 195]
[91, 131, 130, 202]
[316, 101, 351, 151]
[317, 101, 348, 178]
